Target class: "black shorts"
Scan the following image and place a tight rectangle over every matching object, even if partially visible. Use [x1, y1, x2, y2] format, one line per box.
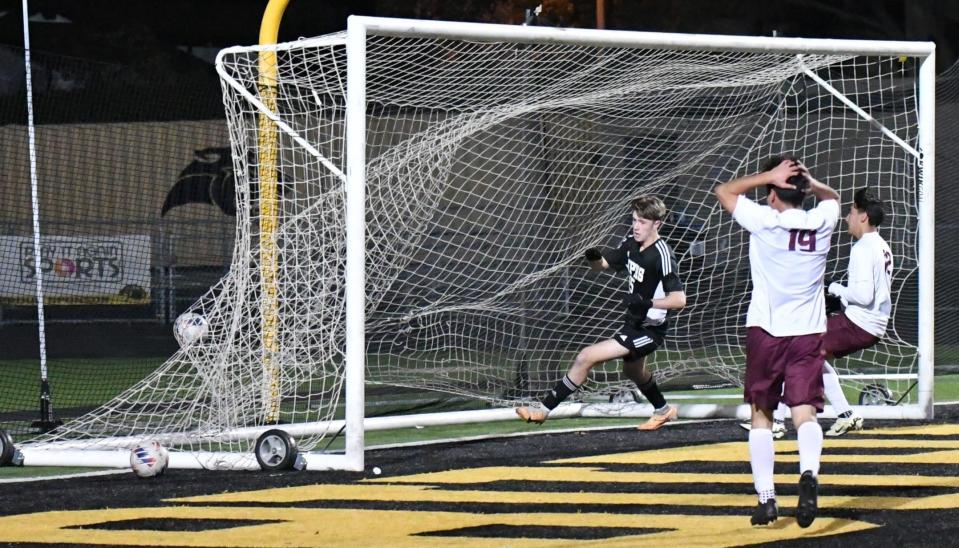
[613, 322, 666, 362]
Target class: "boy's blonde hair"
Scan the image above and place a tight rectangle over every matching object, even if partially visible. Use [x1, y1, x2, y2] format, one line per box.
[631, 195, 668, 222]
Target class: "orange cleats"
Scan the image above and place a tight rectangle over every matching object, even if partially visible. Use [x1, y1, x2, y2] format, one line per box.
[516, 407, 548, 424]
[638, 405, 677, 430]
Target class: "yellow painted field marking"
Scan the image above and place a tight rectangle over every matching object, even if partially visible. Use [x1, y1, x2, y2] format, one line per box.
[173, 483, 959, 511]
[354, 467, 959, 488]
[847, 424, 959, 436]
[2, 424, 957, 546]
[0, 507, 877, 547]
[553, 439, 959, 465]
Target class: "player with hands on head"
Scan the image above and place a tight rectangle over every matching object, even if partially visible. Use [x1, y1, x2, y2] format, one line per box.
[516, 195, 687, 431]
[715, 154, 840, 528]
[740, 187, 890, 438]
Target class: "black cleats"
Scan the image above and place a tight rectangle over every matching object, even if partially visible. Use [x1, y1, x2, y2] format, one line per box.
[750, 499, 778, 525]
[796, 470, 819, 528]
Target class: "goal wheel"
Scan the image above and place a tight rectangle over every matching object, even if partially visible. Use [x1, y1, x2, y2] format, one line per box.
[254, 429, 298, 471]
[859, 383, 893, 406]
[0, 430, 15, 466]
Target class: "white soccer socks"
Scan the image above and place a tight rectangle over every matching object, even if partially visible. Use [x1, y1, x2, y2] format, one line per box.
[773, 401, 787, 423]
[797, 421, 823, 477]
[822, 361, 852, 416]
[748, 428, 776, 502]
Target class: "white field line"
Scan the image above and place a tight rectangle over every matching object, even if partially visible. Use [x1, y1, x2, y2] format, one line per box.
[0, 468, 129, 484]
[5, 401, 957, 480]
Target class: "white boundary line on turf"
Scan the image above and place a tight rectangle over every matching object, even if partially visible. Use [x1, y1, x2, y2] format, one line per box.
[6, 403, 956, 479]
[0, 468, 129, 484]
[1, 418, 713, 478]
[363, 418, 721, 453]
[360, 401, 959, 454]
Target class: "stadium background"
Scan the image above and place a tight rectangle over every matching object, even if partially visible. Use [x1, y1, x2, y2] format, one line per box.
[1, 2, 959, 545]
[1, 0, 958, 436]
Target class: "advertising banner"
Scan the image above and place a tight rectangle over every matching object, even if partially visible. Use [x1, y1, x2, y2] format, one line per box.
[0, 235, 151, 305]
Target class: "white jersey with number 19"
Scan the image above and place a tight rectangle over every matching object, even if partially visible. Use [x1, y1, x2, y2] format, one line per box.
[733, 195, 840, 337]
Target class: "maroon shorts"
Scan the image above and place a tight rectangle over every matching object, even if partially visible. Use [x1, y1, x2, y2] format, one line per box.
[823, 313, 880, 358]
[744, 327, 825, 412]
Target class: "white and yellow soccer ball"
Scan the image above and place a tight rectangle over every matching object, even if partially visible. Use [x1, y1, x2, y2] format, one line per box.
[174, 312, 209, 347]
[130, 441, 169, 478]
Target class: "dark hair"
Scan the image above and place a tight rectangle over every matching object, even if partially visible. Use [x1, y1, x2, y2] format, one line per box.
[761, 154, 808, 207]
[853, 187, 884, 226]
[630, 195, 668, 222]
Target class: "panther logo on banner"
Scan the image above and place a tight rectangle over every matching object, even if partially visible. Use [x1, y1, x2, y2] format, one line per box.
[161, 147, 238, 217]
[161, 147, 287, 217]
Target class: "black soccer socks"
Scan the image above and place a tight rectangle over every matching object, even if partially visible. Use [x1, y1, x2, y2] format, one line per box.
[542, 375, 579, 410]
[637, 376, 667, 410]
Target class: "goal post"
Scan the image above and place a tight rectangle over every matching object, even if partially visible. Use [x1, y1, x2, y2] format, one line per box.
[334, 16, 937, 428]
[14, 17, 936, 471]
[343, 15, 368, 472]
[917, 51, 936, 420]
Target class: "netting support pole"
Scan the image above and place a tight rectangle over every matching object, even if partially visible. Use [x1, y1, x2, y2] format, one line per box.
[917, 50, 936, 419]
[344, 16, 368, 472]
[256, 0, 289, 424]
[22, 0, 59, 433]
[799, 57, 920, 159]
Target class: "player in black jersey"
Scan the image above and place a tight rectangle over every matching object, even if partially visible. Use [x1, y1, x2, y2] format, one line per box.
[516, 196, 687, 430]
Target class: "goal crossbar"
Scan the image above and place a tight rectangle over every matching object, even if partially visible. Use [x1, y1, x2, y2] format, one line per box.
[355, 17, 934, 56]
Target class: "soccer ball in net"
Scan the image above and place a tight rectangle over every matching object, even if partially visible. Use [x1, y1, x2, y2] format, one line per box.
[174, 312, 209, 347]
[130, 441, 169, 478]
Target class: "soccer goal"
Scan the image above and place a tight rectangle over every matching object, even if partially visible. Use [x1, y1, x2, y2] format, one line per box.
[15, 17, 935, 472]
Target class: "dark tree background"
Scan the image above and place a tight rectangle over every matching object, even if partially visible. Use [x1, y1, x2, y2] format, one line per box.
[0, 0, 954, 123]
[0, 0, 954, 385]
[1, 1, 956, 67]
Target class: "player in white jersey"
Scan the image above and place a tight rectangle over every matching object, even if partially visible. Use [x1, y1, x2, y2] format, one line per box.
[822, 187, 892, 431]
[715, 155, 840, 528]
[741, 188, 892, 437]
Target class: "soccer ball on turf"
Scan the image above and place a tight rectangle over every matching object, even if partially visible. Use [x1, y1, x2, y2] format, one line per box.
[130, 441, 169, 478]
[174, 312, 209, 347]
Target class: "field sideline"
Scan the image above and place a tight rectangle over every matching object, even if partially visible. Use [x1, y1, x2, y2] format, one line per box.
[2, 373, 957, 481]
[0, 407, 957, 546]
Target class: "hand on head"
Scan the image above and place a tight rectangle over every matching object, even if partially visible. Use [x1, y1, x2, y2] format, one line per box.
[768, 159, 804, 190]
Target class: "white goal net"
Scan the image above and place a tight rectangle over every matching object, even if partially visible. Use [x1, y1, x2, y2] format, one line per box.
[20, 19, 935, 469]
